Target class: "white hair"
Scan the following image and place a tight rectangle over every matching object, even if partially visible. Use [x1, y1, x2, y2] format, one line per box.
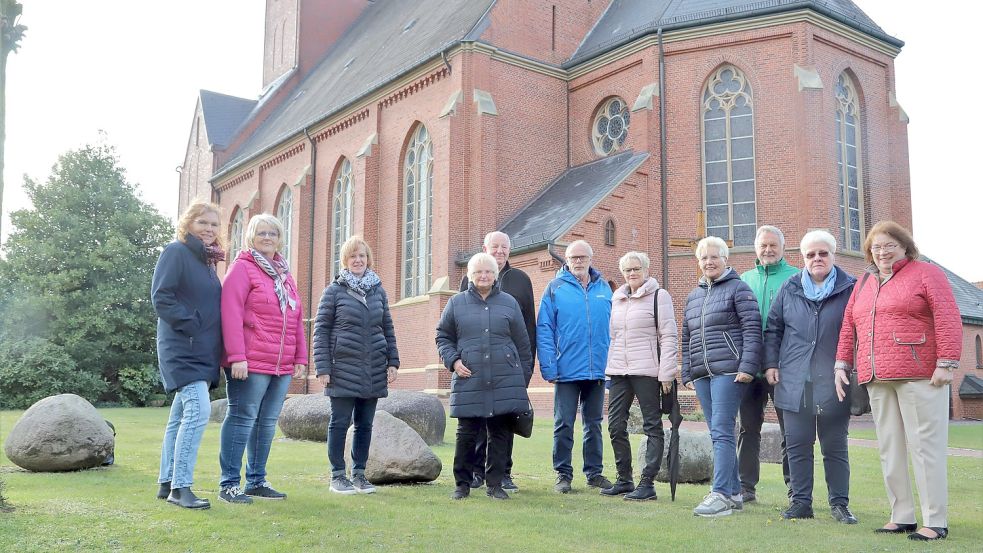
[483, 231, 511, 248]
[695, 236, 729, 259]
[755, 225, 786, 249]
[467, 253, 500, 282]
[245, 213, 285, 253]
[565, 240, 594, 258]
[800, 229, 837, 254]
[619, 251, 650, 272]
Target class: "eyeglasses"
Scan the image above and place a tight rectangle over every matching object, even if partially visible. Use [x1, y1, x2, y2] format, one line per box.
[804, 251, 830, 260]
[256, 231, 279, 239]
[870, 243, 899, 254]
[622, 267, 644, 274]
[568, 255, 590, 263]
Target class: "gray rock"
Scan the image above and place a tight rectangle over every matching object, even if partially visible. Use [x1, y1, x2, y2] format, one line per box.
[278, 394, 332, 441]
[635, 428, 713, 483]
[626, 403, 644, 434]
[376, 390, 446, 445]
[757, 422, 784, 463]
[209, 398, 228, 423]
[3, 394, 115, 472]
[344, 411, 441, 484]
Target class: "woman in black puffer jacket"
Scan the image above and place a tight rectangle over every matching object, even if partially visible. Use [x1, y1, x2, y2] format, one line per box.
[313, 236, 399, 496]
[436, 253, 533, 501]
[681, 237, 761, 518]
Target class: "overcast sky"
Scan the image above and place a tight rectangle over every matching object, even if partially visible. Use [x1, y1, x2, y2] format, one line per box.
[3, 1, 979, 281]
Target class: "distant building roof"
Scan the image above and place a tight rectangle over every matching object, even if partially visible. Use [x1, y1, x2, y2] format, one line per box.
[566, 0, 902, 67]
[958, 374, 983, 399]
[199, 90, 257, 150]
[499, 150, 649, 253]
[214, 0, 495, 179]
[923, 256, 983, 326]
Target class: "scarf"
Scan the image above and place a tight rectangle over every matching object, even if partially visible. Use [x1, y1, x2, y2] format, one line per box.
[801, 266, 837, 302]
[250, 249, 296, 312]
[204, 244, 226, 266]
[339, 268, 381, 297]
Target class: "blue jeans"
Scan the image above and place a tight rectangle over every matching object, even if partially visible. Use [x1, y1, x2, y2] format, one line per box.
[694, 375, 747, 496]
[219, 372, 292, 489]
[553, 380, 605, 479]
[328, 397, 378, 476]
[158, 380, 211, 489]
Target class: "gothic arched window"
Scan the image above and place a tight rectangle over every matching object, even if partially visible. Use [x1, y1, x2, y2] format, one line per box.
[702, 65, 756, 246]
[229, 207, 244, 255]
[275, 185, 293, 267]
[836, 73, 864, 251]
[402, 124, 433, 298]
[592, 97, 630, 156]
[332, 158, 354, 278]
[604, 219, 616, 246]
[976, 334, 982, 369]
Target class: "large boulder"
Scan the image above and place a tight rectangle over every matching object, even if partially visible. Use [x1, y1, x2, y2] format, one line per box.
[376, 390, 446, 445]
[757, 422, 784, 463]
[278, 394, 332, 441]
[345, 411, 441, 484]
[209, 398, 228, 423]
[626, 404, 644, 434]
[3, 394, 115, 472]
[636, 428, 713, 484]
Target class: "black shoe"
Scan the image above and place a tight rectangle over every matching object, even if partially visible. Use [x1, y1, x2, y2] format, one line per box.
[167, 487, 211, 510]
[586, 474, 613, 489]
[624, 479, 656, 501]
[554, 475, 572, 494]
[450, 485, 470, 500]
[600, 479, 635, 496]
[501, 475, 518, 492]
[741, 490, 757, 503]
[245, 482, 286, 500]
[486, 486, 510, 500]
[157, 482, 171, 500]
[874, 522, 918, 534]
[780, 501, 814, 520]
[470, 475, 485, 489]
[908, 527, 947, 541]
[831, 505, 858, 524]
[218, 486, 253, 505]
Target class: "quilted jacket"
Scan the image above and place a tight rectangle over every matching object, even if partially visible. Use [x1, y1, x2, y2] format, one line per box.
[605, 277, 679, 382]
[835, 259, 962, 383]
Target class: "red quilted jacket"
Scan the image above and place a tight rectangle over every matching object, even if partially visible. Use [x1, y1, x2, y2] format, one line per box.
[835, 259, 961, 383]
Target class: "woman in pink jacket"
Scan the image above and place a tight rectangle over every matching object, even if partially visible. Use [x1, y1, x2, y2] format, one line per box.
[218, 213, 308, 504]
[601, 251, 678, 501]
[834, 221, 961, 541]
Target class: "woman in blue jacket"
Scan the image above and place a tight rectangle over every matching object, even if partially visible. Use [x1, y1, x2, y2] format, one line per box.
[682, 236, 761, 518]
[151, 201, 225, 510]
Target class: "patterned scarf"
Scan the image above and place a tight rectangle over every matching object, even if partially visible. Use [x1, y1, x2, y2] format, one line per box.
[339, 268, 381, 297]
[204, 244, 226, 266]
[249, 249, 296, 312]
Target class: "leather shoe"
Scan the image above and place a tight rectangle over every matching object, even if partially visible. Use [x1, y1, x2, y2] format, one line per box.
[157, 482, 171, 500]
[908, 527, 947, 541]
[874, 522, 917, 534]
[167, 487, 210, 510]
[831, 505, 858, 524]
[780, 501, 814, 520]
[450, 485, 470, 500]
[470, 475, 484, 489]
[599, 479, 635, 496]
[486, 486, 510, 500]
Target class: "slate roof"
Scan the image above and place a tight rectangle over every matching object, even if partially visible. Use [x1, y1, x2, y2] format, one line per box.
[198, 90, 257, 150]
[214, 0, 495, 179]
[567, 0, 902, 67]
[958, 375, 983, 399]
[500, 150, 649, 252]
[923, 256, 983, 326]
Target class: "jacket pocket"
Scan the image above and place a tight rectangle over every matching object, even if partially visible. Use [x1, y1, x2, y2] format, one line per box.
[893, 332, 927, 369]
[722, 331, 740, 360]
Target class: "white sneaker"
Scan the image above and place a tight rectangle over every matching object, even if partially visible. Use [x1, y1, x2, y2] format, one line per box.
[329, 475, 356, 495]
[693, 492, 733, 517]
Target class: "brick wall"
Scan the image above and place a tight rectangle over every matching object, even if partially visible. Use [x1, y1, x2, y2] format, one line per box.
[953, 323, 983, 420]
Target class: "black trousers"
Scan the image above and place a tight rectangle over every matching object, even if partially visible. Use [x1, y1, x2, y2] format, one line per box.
[454, 415, 512, 488]
[469, 422, 515, 480]
[738, 377, 789, 494]
[607, 375, 664, 481]
[784, 384, 850, 507]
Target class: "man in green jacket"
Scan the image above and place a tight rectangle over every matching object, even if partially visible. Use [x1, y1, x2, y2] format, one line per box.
[738, 225, 799, 503]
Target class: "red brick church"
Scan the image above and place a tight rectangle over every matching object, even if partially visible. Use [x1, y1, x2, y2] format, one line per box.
[179, 0, 920, 412]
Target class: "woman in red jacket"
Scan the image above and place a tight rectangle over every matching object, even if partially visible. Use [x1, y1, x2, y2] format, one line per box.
[219, 213, 308, 504]
[834, 221, 961, 541]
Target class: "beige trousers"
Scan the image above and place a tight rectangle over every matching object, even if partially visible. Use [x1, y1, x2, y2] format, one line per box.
[867, 379, 949, 528]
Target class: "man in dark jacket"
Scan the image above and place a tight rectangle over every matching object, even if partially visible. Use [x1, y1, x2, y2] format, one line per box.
[459, 231, 536, 492]
[737, 225, 798, 503]
[537, 240, 613, 494]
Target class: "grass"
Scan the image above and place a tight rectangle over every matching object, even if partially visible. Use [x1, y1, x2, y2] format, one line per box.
[850, 423, 983, 451]
[1, 408, 981, 552]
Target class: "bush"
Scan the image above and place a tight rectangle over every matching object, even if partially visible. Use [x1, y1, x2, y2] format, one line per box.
[0, 337, 106, 409]
[116, 364, 165, 406]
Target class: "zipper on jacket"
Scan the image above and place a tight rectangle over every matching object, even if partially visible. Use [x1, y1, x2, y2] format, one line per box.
[868, 277, 882, 380]
[274, 308, 288, 376]
[584, 283, 595, 380]
[700, 280, 714, 377]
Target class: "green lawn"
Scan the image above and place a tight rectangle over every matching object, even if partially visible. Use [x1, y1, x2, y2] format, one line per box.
[1, 408, 981, 552]
[850, 423, 983, 451]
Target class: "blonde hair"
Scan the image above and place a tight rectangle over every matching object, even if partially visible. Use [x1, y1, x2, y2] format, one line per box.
[176, 201, 223, 250]
[695, 236, 729, 259]
[467, 253, 500, 282]
[245, 213, 285, 253]
[339, 235, 374, 270]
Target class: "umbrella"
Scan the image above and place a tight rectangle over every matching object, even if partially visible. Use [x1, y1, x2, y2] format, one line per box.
[661, 379, 683, 501]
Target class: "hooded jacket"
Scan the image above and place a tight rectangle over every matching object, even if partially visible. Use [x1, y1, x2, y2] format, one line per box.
[460, 260, 537, 360]
[221, 250, 308, 376]
[740, 258, 799, 331]
[536, 266, 612, 382]
[605, 277, 679, 382]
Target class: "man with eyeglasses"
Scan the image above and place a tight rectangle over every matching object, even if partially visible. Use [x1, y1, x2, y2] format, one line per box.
[537, 240, 613, 494]
[737, 225, 799, 504]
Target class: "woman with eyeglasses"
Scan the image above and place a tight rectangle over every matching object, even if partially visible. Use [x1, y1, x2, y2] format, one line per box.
[834, 221, 961, 541]
[152, 201, 226, 509]
[762, 230, 857, 524]
[680, 236, 761, 517]
[218, 214, 307, 504]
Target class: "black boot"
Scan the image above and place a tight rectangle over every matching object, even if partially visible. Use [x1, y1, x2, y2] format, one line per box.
[167, 487, 211, 510]
[624, 478, 656, 501]
[157, 482, 171, 500]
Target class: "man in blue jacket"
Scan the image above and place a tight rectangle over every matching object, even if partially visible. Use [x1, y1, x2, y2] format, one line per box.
[537, 240, 613, 493]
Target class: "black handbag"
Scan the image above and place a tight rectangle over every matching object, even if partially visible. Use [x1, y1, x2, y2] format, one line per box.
[849, 370, 871, 416]
[511, 401, 534, 438]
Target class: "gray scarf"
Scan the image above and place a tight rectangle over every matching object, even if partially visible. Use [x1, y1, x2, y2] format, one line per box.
[249, 249, 296, 313]
[339, 268, 381, 297]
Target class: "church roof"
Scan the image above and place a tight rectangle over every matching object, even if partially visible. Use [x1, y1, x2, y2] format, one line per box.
[198, 90, 257, 150]
[567, 0, 902, 67]
[214, 0, 495, 179]
[923, 256, 983, 326]
[500, 150, 649, 252]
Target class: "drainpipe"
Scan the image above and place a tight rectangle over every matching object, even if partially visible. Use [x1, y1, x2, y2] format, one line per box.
[303, 127, 317, 394]
[657, 28, 670, 290]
